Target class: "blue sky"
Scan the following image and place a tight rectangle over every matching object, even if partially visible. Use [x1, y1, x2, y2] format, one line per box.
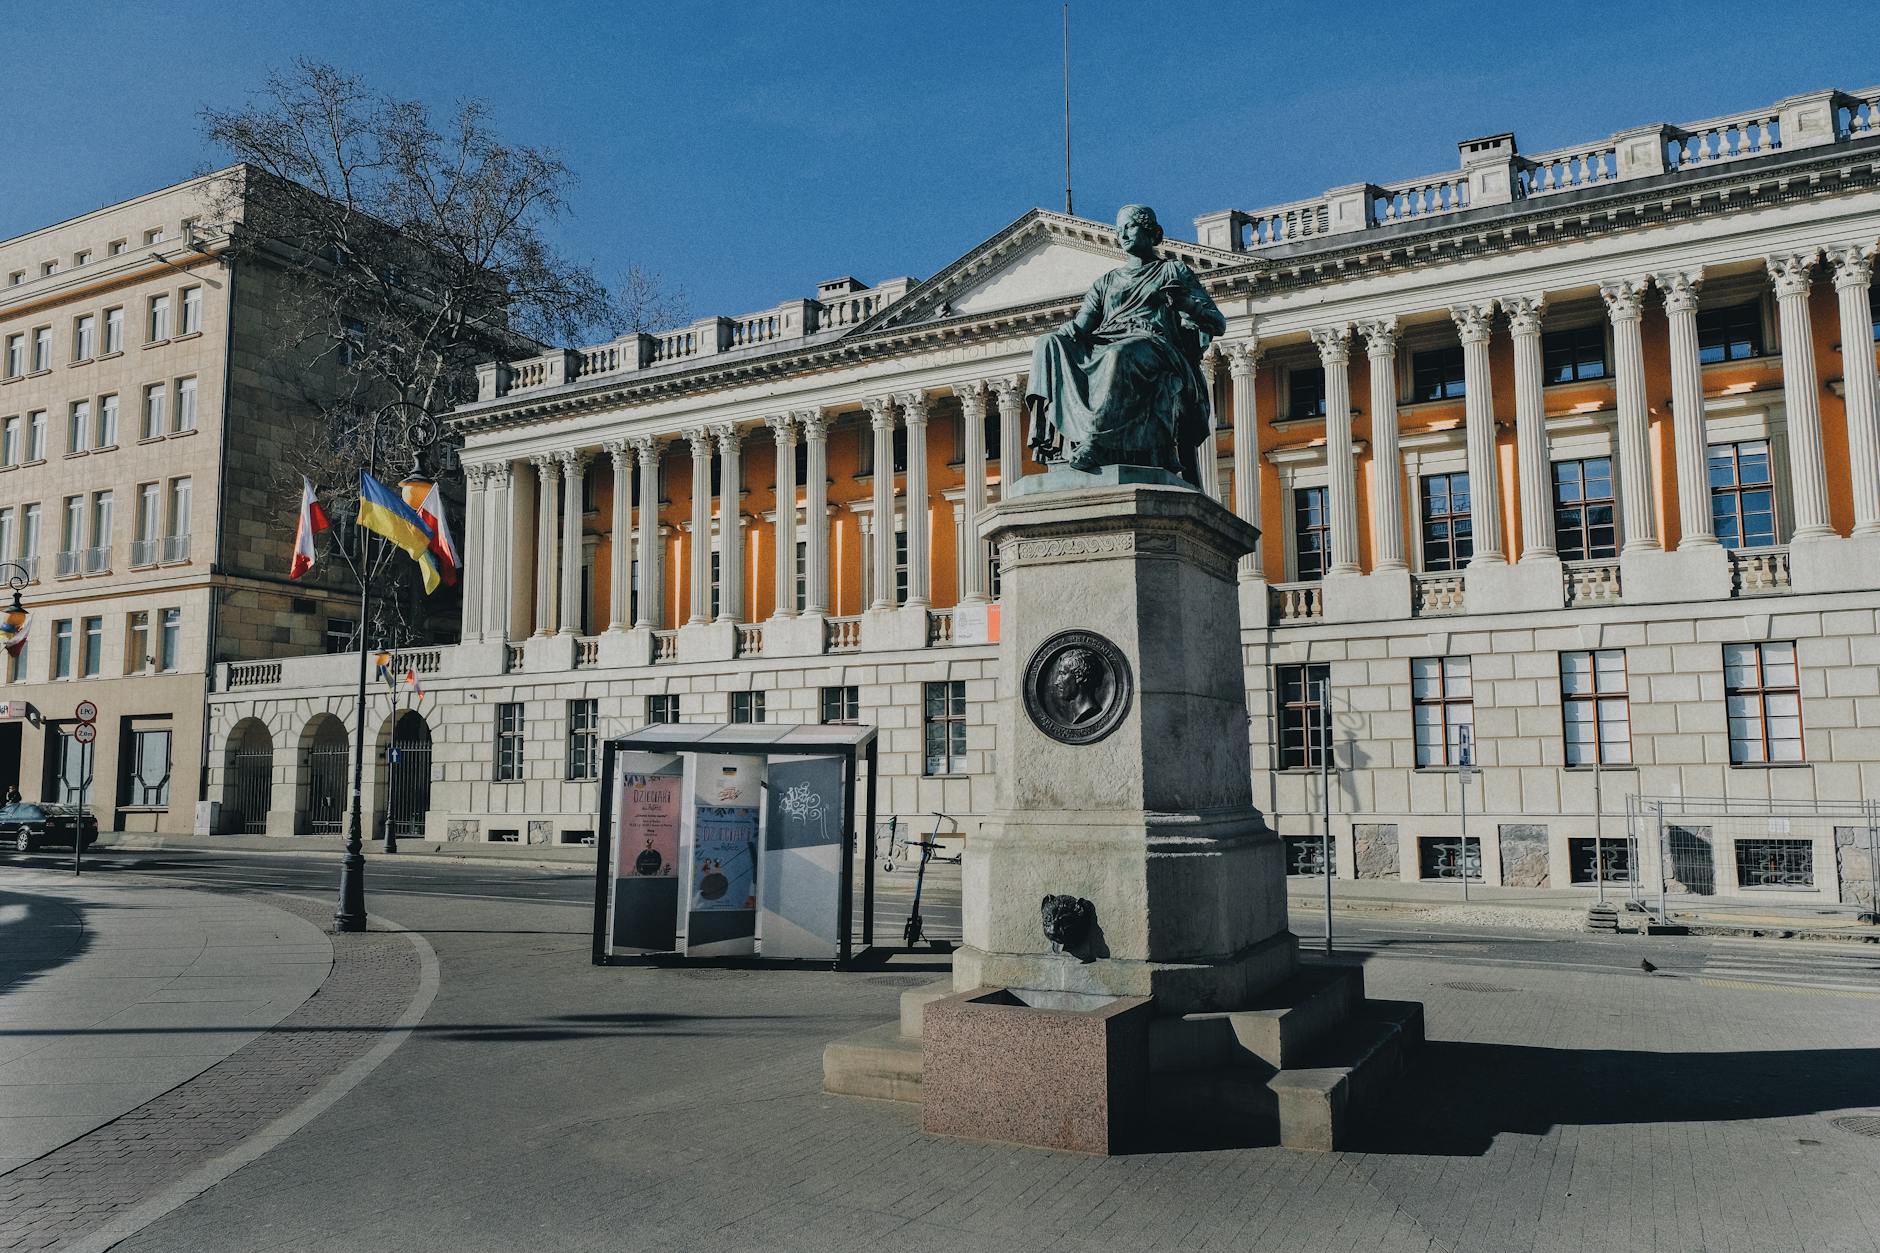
[6, 1, 1874, 333]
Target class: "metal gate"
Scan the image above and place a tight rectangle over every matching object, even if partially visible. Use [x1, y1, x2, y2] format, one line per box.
[231, 747, 273, 835]
[386, 714, 432, 840]
[305, 728, 348, 835]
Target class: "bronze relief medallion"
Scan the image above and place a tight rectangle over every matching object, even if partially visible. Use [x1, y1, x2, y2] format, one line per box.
[1022, 629, 1132, 745]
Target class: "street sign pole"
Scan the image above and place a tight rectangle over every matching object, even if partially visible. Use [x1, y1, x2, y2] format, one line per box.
[72, 702, 97, 877]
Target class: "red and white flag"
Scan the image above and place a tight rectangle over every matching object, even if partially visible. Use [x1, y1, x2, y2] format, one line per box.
[290, 476, 332, 580]
[405, 667, 424, 702]
[414, 482, 459, 587]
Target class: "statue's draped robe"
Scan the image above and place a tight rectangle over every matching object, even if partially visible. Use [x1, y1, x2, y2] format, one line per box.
[1027, 257, 1222, 473]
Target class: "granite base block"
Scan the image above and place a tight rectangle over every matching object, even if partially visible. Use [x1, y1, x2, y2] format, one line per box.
[920, 987, 1152, 1154]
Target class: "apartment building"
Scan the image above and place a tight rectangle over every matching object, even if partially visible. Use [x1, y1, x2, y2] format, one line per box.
[207, 86, 1880, 903]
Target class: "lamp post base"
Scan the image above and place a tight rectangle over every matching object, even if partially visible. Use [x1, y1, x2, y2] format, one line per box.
[334, 850, 367, 932]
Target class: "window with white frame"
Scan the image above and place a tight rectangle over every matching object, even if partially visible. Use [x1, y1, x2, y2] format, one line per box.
[32, 327, 51, 371]
[174, 377, 197, 432]
[68, 400, 91, 454]
[142, 384, 166, 439]
[26, 410, 45, 461]
[80, 616, 103, 677]
[1412, 657, 1473, 768]
[1, 416, 17, 465]
[59, 496, 83, 572]
[53, 619, 73, 678]
[1292, 485, 1330, 580]
[166, 477, 191, 559]
[1723, 641, 1803, 765]
[923, 680, 967, 776]
[566, 699, 599, 781]
[103, 307, 123, 354]
[125, 726, 172, 807]
[148, 293, 171, 341]
[134, 483, 161, 566]
[97, 394, 118, 447]
[821, 685, 860, 724]
[180, 286, 202, 335]
[646, 694, 679, 724]
[3, 334, 21, 377]
[88, 492, 112, 573]
[731, 690, 765, 724]
[494, 703, 525, 781]
[158, 608, 180, 671]
[1560, 649, 1630, 766]
[20, 504, 40, 576]
[73, 314, 95, 361]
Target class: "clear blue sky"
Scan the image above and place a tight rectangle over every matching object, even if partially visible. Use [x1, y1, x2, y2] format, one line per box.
[7, 0, 1874, 332]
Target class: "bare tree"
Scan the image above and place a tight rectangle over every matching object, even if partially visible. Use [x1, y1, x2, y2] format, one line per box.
[616, 262, 688, 335]
[200, 59, 667, 643]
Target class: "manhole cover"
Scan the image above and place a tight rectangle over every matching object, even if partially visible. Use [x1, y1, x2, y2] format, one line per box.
[1830, 1115, 1880, 1138]
[1443, 980, 1517, 994]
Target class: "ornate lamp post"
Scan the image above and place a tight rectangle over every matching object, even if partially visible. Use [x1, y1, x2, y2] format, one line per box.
[0, 563, 27, 641]
[335, 400, 440, 933]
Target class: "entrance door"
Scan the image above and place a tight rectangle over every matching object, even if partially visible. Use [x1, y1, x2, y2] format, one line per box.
[0, 723, 20, 797]
[231, 745, 273, 834]
[305, 723, 348, 834]
[386, 712, 432, 839]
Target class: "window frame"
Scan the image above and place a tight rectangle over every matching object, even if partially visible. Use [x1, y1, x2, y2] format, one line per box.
[1409, 344, 1467, 403]
[1418, 471, 1473, 573]
[1559, 648, 1631, 766]
[1411, 656, 1474, 768]
[1276, 663, 1332, 771]
[1284, 365, 1326, 421]
[730, 690, 766, 724]
[1723, 640, 1803, 766]
[1695, 299, 1765, 364]
[1291, 485, 1331, 581]
[566, 698, 599, 781]
[493, 703, 526, 782]
[646, 693, 680, 725]
[922, 680, 967, 777]
[1552, 456, 1618, 561]
[1541, 322, 1610, 385]
[1709, 439, 1778, 550]
[820, 685, 860, 725]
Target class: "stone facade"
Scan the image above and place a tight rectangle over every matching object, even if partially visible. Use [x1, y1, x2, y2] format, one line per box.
[208, 85, 1880, 903]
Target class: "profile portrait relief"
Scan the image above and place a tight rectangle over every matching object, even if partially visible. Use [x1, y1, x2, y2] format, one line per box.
[1023, 630, 1133, 746]
[1047, 648, 1102, 727]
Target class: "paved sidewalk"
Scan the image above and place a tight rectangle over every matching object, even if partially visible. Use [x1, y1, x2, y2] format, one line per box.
[0, 872, 331, 1174]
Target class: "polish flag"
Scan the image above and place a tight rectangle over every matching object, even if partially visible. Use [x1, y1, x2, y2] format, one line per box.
[290, 477, 331, 580]
[405, 667, 424, 702]
[414, 482, 459, 587]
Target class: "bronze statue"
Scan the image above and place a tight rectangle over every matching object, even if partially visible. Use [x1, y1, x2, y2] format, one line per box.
[1025, 204, 1226, 486]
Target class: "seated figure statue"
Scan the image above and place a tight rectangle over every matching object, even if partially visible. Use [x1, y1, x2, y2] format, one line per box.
[1025, 204, 1226, 486]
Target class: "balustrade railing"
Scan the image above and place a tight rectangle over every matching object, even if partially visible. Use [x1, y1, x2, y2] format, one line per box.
[17, 556, 38, 582]
[1270, 581, 1323, 623]
[83, 545, 110, 575]
[926, 608, 955, 646]
[394, 648, 443, 675]
[1246, 197, 1332, 248]
[1841, 88, 1880, 139]
[1374, 172, 1470, 224]
[509, 359, 547, 391]
[1667, 109, 1781, 170]
[1563, 558, 1622, 605]
[227, 661, 282, 689]
[502, 642, 525, 674]
[1519, 142, 1619, 197]
[130, 538, 160, 567]
[650, 331, 698, 364]
[1730, 546, 1791, 596]
[731, 315, 781, 347]
[1412, 572, 1466, 616]
[736, 624, 763, 656]
[162, 533, 190, 563]
[825, 615, 862, 652]
[574, 635, 600, 667]
[652, 629, 679, 663]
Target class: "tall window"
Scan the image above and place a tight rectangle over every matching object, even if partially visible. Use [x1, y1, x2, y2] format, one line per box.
[793, 540, 807, 613]
[27, 410, 45, 460]
[1560, 649, 1630, 765]
[174, 377, 197, 432]
[1277, 663, 1332, 770]
[1, 416, 17, 465]
[1412, 657, 1473, 768]
[73, 314, 95, 361]
[1410, 345, 1466, 402]
[166, 477, 191, 558]
[923, 680, 967, 776]
[646, 694, 680, 724]
[821, 685, 860, 725]
[1709, 441, 1776, 550]
[1292, 486, 1330, 580]
[1695, 300, 1763, 363]
[1286, 366, 1326, 420]
[59, 496, 83, 570]
[80, 616, 103, 677]
[32, 327, 51, 371]
[1723, 641, 1803, 765]
[1553, 457, 1617, 560]
[126, 611, 150, 673]
[158, 608, 180, 671]
[97, 394, 118, 447]
[731, 691, 765, 723]
[103, 307, 123, 354]
[20, 504, 40, 576]
[566, 699, 599, 781]
[893, 529, 909, 604]
[1419, 472, 1472, 572]
[53, 619, 73, 678]
[142, 384, 166, 439]
[180, 286, 202, 335]
[134, 483, 161, 565]
[126, 728, 172, 807]
[1543, 324, 1608, 383]
[3, 334, 20, 377]
[88, 492, 112, 572]
[148, 293, 172, 341]
[494, 703, 525, 781]
[0, 510, 11, 568]
[69, 400, 92, 454]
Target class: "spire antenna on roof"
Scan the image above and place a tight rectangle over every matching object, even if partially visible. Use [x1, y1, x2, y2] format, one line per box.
[1062, 3, 1074, 217]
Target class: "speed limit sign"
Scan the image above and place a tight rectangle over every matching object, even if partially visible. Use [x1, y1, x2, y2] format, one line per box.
[74, 700, 97, 724]
[73, 723, 97, 745]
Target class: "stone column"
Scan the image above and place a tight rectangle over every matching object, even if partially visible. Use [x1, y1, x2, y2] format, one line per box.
[1198, 351, 1223, 501]
[954, 380, 990, 604]
[631, 437, 663, 628]
[714, 424, 744, 622]
[1829, 244, 1880, 534]
[459, 463, 487, 640]
[1451, 301, 1506, 564]
[990, 376, 1025, 497]
[1768, 252, 1834, 541]
[1601, 279, 1659, 552]
[766, 415, 798, 617]
[1225, 341, 1263, 579]
[604, 441, 631, 629]
[530, 454, 558, 635]
[558, 450, 588, 634]
[1356, 318, 1406, 570]
[799, 410, 829, 614]
[483, 461, 513, 640]
[897, 391, 931, 607]
[1656, 270, 1716, 548]
[1313, 325, 1359, 575]
[1503, 295, 1555, 561]
[864, 398, 896, 608]
[685, 427, 712, 623]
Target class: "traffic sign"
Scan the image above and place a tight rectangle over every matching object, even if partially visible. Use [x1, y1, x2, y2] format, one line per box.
[74, 700, 97, 724]
[72, 723, 96, 745]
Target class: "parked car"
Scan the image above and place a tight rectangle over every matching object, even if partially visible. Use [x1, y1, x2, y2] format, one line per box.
[0, 803, 99, 853]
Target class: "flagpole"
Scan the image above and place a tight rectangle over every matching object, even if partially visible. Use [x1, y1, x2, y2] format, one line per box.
[335, 420, 374, 932]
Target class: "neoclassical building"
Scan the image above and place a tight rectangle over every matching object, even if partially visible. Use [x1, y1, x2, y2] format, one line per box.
[210, 85, 1880, 903]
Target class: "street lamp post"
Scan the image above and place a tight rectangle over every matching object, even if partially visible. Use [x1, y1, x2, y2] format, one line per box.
[335, 400, 440, 934]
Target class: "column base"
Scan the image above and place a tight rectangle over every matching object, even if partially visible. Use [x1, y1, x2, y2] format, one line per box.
[678, 620, 737, 663]
[862, 605, 929, 652]
[1237, 576, 1271, 628]
[597, 627, 653, 667]
[523, 634, 578, 672]
[1619, 544, 1730, 603]
[762, 612, 829, 657]
[1789, 532, 1880, 594]
[1465, 557, 1560, 613]
[1323, 568, 1411, 624]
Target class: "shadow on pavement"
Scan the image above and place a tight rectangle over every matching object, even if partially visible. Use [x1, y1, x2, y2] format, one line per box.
[1350, 1041, 1880, 1156]
[0, 886, 94, 995]
[0, 1009, 804, 1044]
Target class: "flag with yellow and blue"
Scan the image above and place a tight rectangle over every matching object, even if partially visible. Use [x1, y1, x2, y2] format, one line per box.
[358, 473, 442, 593]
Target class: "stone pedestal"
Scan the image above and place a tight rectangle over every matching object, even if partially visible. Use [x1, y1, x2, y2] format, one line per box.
[597, 627, 653, 668]
[1620, 545, 1731, 604]
[677, 620, 736, 663]
[760, 612, 828, 658]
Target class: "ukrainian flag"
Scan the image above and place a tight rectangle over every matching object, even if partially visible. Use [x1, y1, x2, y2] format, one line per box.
[359, 473, 442, 593]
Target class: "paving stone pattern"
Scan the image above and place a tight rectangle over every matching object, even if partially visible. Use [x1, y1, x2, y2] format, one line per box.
[0, 895, 419, 1253]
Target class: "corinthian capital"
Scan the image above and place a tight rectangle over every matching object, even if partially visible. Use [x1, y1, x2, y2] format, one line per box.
[1826, 241, 1876, 290]
[1310, 324, 1351, 365]
[1654, 270, 1703, 315]
[710, 422, 743, 454]
[1449, 300, 1498, 343]
[951, 379, 987, 416]
[1222, 339, 1262, 377]
[486, 461, 512, 490]
[684, 425, 713, 457]
[1765, 251, 1820, 299]
[555, 448, 591, 476]
[793, 408, 827, 442]
[987, 376, 1025, 410]
[461, 461, 490, 488]
[602, 438, 629, 466]
[764, 413, 797, 446]
[529, 452, 557, 478]
[629, 434, 663, 465]
[1501, 294, 1546, 337]
[1355, 318, 1399, 357]
[862, 397, 896, 432]
[1598, 279, 1650, 322]
[895, 390, 930, 424]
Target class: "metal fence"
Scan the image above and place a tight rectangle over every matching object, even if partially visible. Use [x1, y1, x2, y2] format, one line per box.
[1624, 795, 1880, 911]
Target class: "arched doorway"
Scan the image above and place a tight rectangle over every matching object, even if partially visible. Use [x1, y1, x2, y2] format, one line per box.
[386, 710, 433, 840]
[301, 716, 350, 835]
[223, 719, 274, 835]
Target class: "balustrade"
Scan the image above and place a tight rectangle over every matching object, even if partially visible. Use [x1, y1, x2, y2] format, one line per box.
[1411, 573, 1466, 616]
[503, 642, 525, 673]
[1563, 559, 1623, 606]
[736, 624, 764, 657]
[1375, 172, 1469, 223]
[1667, 110, 1781, 169]
[1270, 582, 1323, 623]
[1842, 89, 1880, 139]
[825, 615, 862, 653]
[574, 636, 600, 667]
[652, 629, 679, 663]
[1519, 143, 1618, 196]
[1730, 547, 1792, 596]
[227, 661, 282, 689]
[926, 608, 954, 646]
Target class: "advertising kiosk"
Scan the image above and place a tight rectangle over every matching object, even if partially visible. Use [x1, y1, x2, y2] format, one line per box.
[591, 723, 878, 966]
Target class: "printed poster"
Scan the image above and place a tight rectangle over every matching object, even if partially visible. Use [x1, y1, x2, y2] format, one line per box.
[618, 770, 682, 879]
[608, 751, 683, 953]
[691, 804, 758, 912]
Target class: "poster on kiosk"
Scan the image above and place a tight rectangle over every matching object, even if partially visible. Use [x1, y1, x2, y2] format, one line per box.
[609, 753, 685, 951]
[681, 754, 764, 956]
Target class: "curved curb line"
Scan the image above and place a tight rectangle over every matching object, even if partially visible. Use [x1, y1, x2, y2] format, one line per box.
[69, 906, 440, 1253]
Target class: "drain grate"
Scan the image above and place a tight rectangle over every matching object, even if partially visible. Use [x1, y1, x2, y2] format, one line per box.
[675, 968, 755, 981]
[1443, 980, 1518, 994]
[1830, 1115, 1880, 1138]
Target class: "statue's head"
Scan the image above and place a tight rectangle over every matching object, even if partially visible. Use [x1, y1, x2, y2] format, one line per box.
[1115, 204, 1164, 255]
[1050, 648, 1098, 715]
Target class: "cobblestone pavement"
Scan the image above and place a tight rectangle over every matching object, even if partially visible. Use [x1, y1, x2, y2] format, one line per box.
[0, 893, 422, 1253]
[108, 891, 1880, 1253]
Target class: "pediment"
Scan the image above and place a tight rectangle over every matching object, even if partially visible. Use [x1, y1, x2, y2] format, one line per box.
[865, 209, 1250, 333]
